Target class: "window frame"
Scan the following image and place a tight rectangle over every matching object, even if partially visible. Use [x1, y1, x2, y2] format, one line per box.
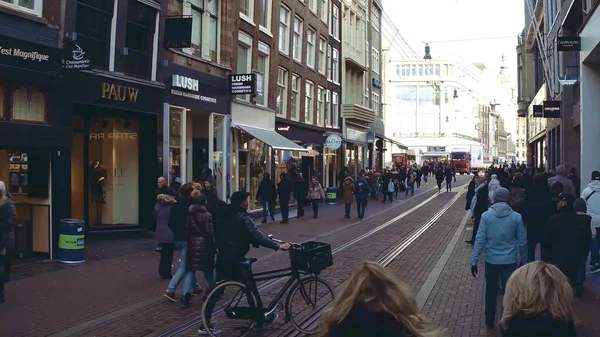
[332, 48, 339, 84]
[372, 48, 379, 74]
[10, 84, 48, 123]
[123, 0, 159, 79]
[332, 92, 339, 128]
[277, 67, 288, 116]
[372, 92, 380, 117]
[279, 6, 291, 55]
[306, 28, 316, 69]
[319, 0, 328, 23]
[240, 0, 254, 24]
[308, 0, 317, 14]
[237, 31, 253, 102]
[256, 42, 270, 107]
[182, 0, 220, 63]
[332, 5, 339, 40]
[318, 37, 327, 75]
[291, 74, 301, 121]
[259, 0, 272, 31]
[305, 80, 314, 124]
[317, 86, 325, 126]
[0, 0, 43, 17]
[292, 16, 304, 62]
[325, 89, 331, 127]
[327, 45, 332, 81]
[370, 5, 380, 31]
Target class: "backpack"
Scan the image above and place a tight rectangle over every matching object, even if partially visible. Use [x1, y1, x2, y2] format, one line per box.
[387, 180, 394, 193]
[509, 187, 526, 211]
[214, 210, 253, 261]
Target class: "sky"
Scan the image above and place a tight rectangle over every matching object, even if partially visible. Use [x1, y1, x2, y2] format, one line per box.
[381, 0, 525, 81]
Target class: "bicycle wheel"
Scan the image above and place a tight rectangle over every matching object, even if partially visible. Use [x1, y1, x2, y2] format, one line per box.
[286, 276, 335, 334]
[200, 280, 258, 337]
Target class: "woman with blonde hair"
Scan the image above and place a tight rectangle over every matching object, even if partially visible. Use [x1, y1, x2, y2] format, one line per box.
[320, 261, 441, 337]
[500, 261, 577, 337]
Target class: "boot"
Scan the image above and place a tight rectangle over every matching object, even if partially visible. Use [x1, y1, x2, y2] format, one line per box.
[180, 292, 192, 309]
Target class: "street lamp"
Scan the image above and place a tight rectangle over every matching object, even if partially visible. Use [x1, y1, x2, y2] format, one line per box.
[423, 43, 432, 60]
[453, 88, 458, 99]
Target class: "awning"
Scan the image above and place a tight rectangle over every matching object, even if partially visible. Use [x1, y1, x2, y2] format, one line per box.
[236, 124, 309, 152]
[379, 135, 408, 151]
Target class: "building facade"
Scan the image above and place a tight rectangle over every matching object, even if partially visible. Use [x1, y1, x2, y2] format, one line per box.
[366, 0, 385, 169]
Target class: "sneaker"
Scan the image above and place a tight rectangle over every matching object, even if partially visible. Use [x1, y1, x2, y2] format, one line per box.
[590, 264, 600, 274]
[255, 313, 279, 330]
[163, 291, 177, 302]
[198, 326, 221, 335]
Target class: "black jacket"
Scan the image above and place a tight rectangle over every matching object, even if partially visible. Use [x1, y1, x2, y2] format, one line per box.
[473, 183, 489, 216]
[524, 187, 555, 236]
[501, 312, 576, 337]
[168, 195, 203, 241]
[277, 178, 292, 201]
[155, 186, 175, 197]
[331, 304, 417, 337]
[466, 178, 476, 210]
[256, 178, 277, 201]
[293, 179, 308, 199]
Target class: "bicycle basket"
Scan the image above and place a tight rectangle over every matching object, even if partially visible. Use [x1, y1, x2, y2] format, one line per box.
[289, 241, 333, 273]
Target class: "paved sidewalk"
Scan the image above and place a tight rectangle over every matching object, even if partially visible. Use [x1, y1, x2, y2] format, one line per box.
[0, 177, 467, 337]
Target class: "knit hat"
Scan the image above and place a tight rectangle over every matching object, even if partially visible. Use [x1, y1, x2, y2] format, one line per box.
[230, 191, 250, 207]
[493, 187, 511, 204]
[574, 197, 587, 213]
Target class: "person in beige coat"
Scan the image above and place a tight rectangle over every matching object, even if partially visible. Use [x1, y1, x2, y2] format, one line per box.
[341, 177, 355, 218]
[308, 177, 326, 219]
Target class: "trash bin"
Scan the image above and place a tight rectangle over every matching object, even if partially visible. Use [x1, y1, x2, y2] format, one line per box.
[14, 220, 31, 259]
[326, 187, 337, 204]
[57, 219, 85, 264]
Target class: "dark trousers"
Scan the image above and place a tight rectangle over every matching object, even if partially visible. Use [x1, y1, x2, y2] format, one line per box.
[311, 199, 319, 217]
[159, 243, 175, 277]
[405, 184, 414, 196]
[296, 197, 306, 217]
[344, 203, 351, 217]
[356, 199, 368, 218]
[470, 213, 483, 242]
[382, 191, 393, 202]
[3, 249, 11, 281]
[280, 199, 290, 221]
[446, 180, 452, 191]
[0, 253, 7, 302]
[526, 231, 541, 262]
[484, 262, 516, 325]
[576, 254, 588, 287]
[261, 199, 275, 221]
[416, 180, 421, 189]
[437, 180, 442, 190]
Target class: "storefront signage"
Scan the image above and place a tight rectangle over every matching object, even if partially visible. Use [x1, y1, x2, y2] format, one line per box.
[101, 82, 140, 103]
[325, 135, 342, 150]
[277, 125, 291, 131]
[64, 41, 91, 70]
[533, 104, 544, 117]
[543, 100, 561, 118]
[0, 35, 60, 73]
[557, 36, 581, 52]
[228, 73, 256, 95]
[164, 64, 228, 114]
[345, 128, 368, 143]
[372, 78, 382, 88]
[89, 132, 138, 140]
[427, 146, 446, 152]
[164, 17, 193, 49]
[172, 74, 199, 92]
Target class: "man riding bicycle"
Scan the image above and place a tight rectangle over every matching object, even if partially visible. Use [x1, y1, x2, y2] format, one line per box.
[200, 191, 291, 335]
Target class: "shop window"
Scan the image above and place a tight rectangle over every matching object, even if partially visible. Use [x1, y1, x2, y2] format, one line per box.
[168, 108, 182, 187]
[124, 0, 157, 79]
[0, 150, 49, 198]
[237, 133, 269, 211]
[76, 0, 115, 70]
[11, 86, 46, 122]
[185, 0, 218, 62]
[88, 118, 139, 226]
[0, 0, 42, 17]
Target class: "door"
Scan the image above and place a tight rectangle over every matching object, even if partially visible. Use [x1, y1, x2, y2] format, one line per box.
[193, 138, 209, 181]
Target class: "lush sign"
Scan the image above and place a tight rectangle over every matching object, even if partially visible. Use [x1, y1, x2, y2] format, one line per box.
[229, 73, 256, 95]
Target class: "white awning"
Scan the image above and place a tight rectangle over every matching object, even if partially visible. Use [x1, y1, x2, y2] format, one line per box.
[235, 124, 308, 152]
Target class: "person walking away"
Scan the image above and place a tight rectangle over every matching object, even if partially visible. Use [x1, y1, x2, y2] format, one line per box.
[319, 261, 442, 337]
[256, 173, 276, 223]
[163, 183, 203, 303]
[541, 193, 592, 288]
[277, 173, 292, 223]
[524, 173, 555, 262]
[202, 191, 291, 334]
[466, 175, 477, 211]
[155, 194, 176, 279]
[381, 169, 393, 202]
[308, 177, 325, 218]
[444, 166, 453, 192]
[581, 170, 600, 273]
[509, 173, 526, 223]
[421, 163, 429, 183]
[500, 261, 577, 337]
[0, 181, 15, 304]
[568, 167, 581, 197]
[181, 189, 216, 308]
[405, 172, 416, 197]
[340, 177, 355, 218]
[354, 173, 371, 219]
[548, 165, 575, 196]
[385, 177, 395, 203]
[293, 174, 308, 218]
[435, 167, 444, 192]
[451, 162, 457, 182]
[574, 197, 594, 297]
[415, 167, 422, 190]
[154, 176, 175, 253]
[470, 188, 527, 329]
[488, 174, 501, 203]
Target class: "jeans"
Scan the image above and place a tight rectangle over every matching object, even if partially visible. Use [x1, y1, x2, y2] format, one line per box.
[311, 199, 320, 217]
[356, 199, 368, 218]
[261, 199, 275, 221]
[167, 241, 200, 293]
[423, 175, 428, 183]
[159, 243, 175, 277]
[405, 184, 414, 196]
[470, 213, 483, 242]
[591, 228, 600, 265]
[484, 262, 516, 325]
[382, 191, 394, 202]
[183, 268, 216, 295]
[344, 203, 351, 217]
[297, 197, 306, 217]
[280, 199, 290, 221]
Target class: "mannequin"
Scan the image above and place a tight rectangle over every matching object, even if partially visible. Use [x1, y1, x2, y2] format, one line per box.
[89, 161, 107, 225]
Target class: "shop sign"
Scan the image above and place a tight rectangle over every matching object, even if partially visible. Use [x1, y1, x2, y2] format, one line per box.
[325, 135, 342, 150]
[164, 17, 193, 49]
[372, 78, 382, 88]
[0, 35, 60, 73]
[89, 132, 138, 140]
[346, 128, 367, 142]
[228, 73, 256, 95]
[277, 125, 291, 131]
[543, 100, 561, 118]
[533, 104, 544, 118]
[101, 82, 140, 103]
[557, 36, 580, 52]
[427, 146, 446, 152]
[64, 40, 91, 70]
[170, 74, 217, 103]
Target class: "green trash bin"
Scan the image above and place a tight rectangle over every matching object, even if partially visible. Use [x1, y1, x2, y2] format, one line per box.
[326, 187, 337, 204]
[57, 219, 85, 264]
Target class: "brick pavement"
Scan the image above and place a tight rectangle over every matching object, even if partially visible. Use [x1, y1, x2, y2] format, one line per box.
[0, 176, 469, 337]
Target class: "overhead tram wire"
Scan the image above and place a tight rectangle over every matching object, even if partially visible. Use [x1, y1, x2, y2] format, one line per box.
[381, 14, 415, 59]
[381, 10, 417, 58]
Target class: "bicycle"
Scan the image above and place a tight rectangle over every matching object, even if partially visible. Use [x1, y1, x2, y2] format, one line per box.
[200, 236, 335, 336]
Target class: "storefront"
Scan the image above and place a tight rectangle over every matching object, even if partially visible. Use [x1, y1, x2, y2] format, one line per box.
[162, 64, 230, 199]
[230, 103, 307, 211]
[343, 126, 369, 177]
[274, 120, 325, 184]
[0, 26, 70, 259]
[68, 72, 164, 231]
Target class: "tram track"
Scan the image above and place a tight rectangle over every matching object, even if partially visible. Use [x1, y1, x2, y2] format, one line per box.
[157, 184, 467, 337]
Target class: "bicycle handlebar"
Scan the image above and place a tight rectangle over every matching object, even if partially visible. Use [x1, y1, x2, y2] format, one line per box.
[267, 234, 303, 249]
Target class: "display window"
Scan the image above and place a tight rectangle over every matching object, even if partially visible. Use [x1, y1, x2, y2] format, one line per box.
[324, 149, 337, 188]
[236, 131, 270, 211]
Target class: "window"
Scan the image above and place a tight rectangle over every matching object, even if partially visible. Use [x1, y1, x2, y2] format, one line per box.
[332, 48, 339, 83]
[365, 41, 370, 68]
[277, 68, 288, 116]
[372, 48, 379, 74]
[327, 45, 332, 80]
[240, 0, 253, 21]
[259, 0, 272, 30]
[318, 37, 327, 74]
[75, 0, 115, 70]
[279, 6, 291, 54]
[293, 17, 303, 62]
[434, 64, 440, 76]
[308, 0, 317, 13]
[332, 92, 339, 127]
[401, 65, 410, 77]
[237, 32, 252, 101]
[12, 86, 46, 122]
[370, 5, 380, 31]
[372, 93, 380, 117]
[325, 90, 331, 127]
[332, 5, 339, 39]
[306, 28, 316, 69]
[124, 0, 157, 79]
[186, 0, 218, 62]
[317, 87, 325, 126]
[291, 74, 300, 120]
[319, 0, 328, 22]
[0, 0, 42, 16]
[256, 43, 270, 106]
[305, 81, 314, 124]
[364, 86, 369, 107]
